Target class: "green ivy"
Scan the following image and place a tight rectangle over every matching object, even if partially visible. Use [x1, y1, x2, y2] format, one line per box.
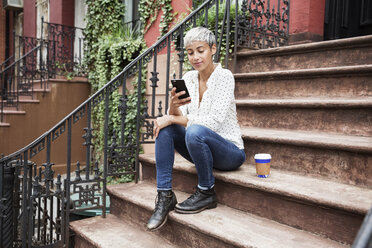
[139, 0, 176, 36]
[84, 0, 125, 73]
[84, 0, 147, 164]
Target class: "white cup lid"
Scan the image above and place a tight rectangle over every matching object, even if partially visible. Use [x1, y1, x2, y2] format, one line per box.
[254, 153, 272, 159]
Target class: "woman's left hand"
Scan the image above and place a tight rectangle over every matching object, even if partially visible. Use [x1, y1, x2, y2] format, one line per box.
[154, 115, 174, 138]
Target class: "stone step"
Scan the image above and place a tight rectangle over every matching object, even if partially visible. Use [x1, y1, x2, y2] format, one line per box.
[108, 181, 349, 248]
[0, 110, 26, 123]
[240, 127, 372, 187]
[0, 96, 40, 103]
[0, 122, 10, 127]
[0, 110, 26, 115]
[0, 99, 40, 112]
[234, 65, 372, 98]
[235, 97, 372, 136]
[139, 154, 372, 245]
[70, 214, 178, 248]
[236, 35, 372, 73]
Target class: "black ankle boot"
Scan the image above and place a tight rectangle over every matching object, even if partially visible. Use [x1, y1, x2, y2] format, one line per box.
[147, 190, 177, 231]
[175, 187, 217, 214]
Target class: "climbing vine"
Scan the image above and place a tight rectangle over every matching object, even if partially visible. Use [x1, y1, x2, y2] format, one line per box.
[84, 0, 147, 162]
[139, 0, 177, 36]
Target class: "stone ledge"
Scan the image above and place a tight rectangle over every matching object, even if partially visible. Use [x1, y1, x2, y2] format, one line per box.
[0, 110, 26, 115]
[236, 35, 372, 57]
[235, 97, 372, 108]
[241, 127, 372, 154]
[234, 64, 372, 80]
[70, 214, 177, 248]
[1, 99, 40, 104]
[139, 153, 372, 215]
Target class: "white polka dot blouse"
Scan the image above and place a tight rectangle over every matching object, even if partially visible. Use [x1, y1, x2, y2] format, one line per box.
[179, 64, 244, 149]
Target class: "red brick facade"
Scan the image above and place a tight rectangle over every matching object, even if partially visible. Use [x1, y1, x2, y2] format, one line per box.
[0, 2, 6, 63]
[289, 0, 326, 43]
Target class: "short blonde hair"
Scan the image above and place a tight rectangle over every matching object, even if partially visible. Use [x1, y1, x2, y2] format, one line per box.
[184, 27, 216, 48]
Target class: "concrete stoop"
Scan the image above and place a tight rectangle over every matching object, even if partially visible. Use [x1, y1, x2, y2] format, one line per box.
[71, 181, 349, 248]
[240, 127, 372, 187]
[140, 154, 371, 245]
[236, 35, 372, 72]
[234, 65, 372, 98]
[71, 35, 372, 247]
[70, 214, 177, 248]
[70, 152, 371, 247]
[236, 97, 372, 136]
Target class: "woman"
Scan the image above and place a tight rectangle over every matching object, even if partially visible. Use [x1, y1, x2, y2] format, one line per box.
[147, 27, 245, 231]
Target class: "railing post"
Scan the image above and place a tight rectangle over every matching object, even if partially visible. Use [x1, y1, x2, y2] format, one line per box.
[225, 0, 231, 68]
[233, 0, 238, 73]
[20, 156, 27, 248]
[135, 59, 143, 183]
[13, 30, 15, 60]
[1, 78, 3, 122]
[40, 17, 45, 90]
[103, 87, 109, 217]
[0, 164, 14, 248]
[64, 117, 72, 245]
[178, 25, 184, 78]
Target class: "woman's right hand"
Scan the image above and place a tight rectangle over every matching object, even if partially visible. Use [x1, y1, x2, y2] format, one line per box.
[169, 87, 191, 110]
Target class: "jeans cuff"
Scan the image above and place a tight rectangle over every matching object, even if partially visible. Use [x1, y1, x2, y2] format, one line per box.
[197, 184, 214, 190]
[157, 187, 172, 192]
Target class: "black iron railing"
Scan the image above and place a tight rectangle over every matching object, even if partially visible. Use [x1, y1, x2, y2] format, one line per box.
[352, 206, 372, 248]
[0, 0, 290, 247]
[0, 18, 86, 123]
[0, 56, 14, 71]
[0, 45, 44, 123]
[45, 20, 85, 78]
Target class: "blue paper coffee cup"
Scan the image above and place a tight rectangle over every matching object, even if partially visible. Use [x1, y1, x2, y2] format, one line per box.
[254, 153, 272, 178]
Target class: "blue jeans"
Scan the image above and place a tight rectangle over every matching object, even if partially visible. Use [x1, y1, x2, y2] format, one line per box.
[155, 124, 246, 190]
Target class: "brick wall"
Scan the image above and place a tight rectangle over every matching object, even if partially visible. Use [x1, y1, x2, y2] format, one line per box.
[289, 0, 326, 43]
[0, 2, 6, 63]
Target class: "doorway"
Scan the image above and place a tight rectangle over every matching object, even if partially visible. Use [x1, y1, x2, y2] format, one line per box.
[324, 0, 372, 40]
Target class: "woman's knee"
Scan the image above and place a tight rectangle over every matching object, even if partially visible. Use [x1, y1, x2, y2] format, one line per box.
[158, 124, 183, 138]
[185, 124, 208, 143]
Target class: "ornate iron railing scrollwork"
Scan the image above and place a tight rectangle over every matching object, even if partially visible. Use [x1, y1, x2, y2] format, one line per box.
[45, 20, 86, 79]
[235, 0, 290, 49]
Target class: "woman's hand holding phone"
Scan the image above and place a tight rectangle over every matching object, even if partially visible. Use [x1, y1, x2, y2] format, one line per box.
[169, 87, 191, 110]
[153, 80, 191, 138]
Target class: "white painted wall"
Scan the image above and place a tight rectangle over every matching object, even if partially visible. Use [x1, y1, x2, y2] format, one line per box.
[74, 0, 87, 63]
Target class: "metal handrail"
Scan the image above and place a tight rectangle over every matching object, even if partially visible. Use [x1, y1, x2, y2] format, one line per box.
[352, 206, 372, 248]
[0, 45, 40, 75]
[0, 55, 14, 70]
[0, 45, 43, 123]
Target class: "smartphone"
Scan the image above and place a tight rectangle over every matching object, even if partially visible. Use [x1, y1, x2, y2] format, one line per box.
[171, 79, 190, 100]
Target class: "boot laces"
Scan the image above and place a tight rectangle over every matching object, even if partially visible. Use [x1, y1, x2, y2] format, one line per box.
[187, 188, 202, 202]
[154, 192, 169, 211]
